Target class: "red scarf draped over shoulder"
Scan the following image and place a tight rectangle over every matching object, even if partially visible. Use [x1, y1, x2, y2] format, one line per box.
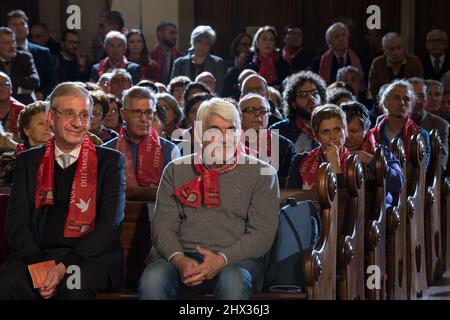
[98, 56, 128, 78]
[35, 137, 98, 238]
[116, 127, 164, 187]
[174, 153, 239, 209]
[318, 48, 364, 86]
[299, 146, 349, 190]
[253, 53, 278, 85]
[370, 116, 418, 160]
[296, 117, 316, 141]
[360, 131, 377, 155]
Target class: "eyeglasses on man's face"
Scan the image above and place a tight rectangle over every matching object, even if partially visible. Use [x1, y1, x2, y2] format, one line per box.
[0, 81, 11, 89]
[124, 108, 154, 119]
[241, 106, 271, 115]
[51, 108, 91, 122]
[296, 90, 319, 99]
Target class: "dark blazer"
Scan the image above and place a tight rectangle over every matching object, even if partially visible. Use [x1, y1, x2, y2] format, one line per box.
[421, 53, 450, 81]
[90, 60, 141, 85]
[246, 52, 290, 90]
[5, 145, 126, 290]
[171, 53, 225, 96]
[289, 49, 316, 73]
[28, 42, 56, 98]
[0, 51, 40, 105]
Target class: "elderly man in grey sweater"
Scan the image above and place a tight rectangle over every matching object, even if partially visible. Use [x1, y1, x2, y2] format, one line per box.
[138, 98, 280, 300]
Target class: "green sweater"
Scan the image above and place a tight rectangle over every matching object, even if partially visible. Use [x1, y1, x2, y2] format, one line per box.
[151, 154, 280, 265]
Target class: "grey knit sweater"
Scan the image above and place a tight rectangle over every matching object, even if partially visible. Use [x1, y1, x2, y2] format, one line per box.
[150, 154, 280, 265]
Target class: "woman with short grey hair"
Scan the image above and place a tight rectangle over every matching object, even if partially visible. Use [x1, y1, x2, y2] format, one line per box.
[171, 25, 225, 96]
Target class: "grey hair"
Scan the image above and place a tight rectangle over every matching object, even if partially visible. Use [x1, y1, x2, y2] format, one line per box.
[189, 25, 216, 51]
[238, 93, 270, 110]
[380, 79, 416, 114]
[105, 30, 127, 46]
[48, 82, 93, 112]
[241, 74, 269, 96]
[0, 27, 14, 37]
[196, 97, 241, 133]
[156, 92, 183, 124]
[122, 86, 156, 110]
[0, 71, 12, 85]
[325, 22, 349, 46]
[382, 32, 402, 48]
[425, 79, 444, 94]
[110, 68, 132, 82]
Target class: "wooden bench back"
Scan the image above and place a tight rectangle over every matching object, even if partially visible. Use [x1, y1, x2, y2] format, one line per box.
[424, 130, 443, 285]
[336, 155, 365, 300]
[364, 147, 387, 300]
[280, 163, 338, 300]
[406, 133, 427, 299]
[387, 138, 407, 300]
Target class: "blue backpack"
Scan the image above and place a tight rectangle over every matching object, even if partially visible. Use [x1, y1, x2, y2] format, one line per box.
[264, 198, 320, 292]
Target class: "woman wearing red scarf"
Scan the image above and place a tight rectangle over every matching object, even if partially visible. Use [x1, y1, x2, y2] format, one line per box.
[369, 80, 430, 169]
[287, 104, 350, 190]
[342, 101, 404, 206]
[248, 26, 290, 91]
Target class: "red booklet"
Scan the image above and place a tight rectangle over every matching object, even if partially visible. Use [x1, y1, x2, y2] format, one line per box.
[27, 260, 56, 289]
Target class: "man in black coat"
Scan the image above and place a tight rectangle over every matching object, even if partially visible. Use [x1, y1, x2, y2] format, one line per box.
[0, 82, 126, 300]
[422, 29, 450, 81]
[6, 10, 56, 100]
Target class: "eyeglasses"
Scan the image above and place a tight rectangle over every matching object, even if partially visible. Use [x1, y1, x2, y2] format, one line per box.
[0, 82, 11, 89]
[124, 108, 154, 119]
[296, 90, 319, 99]
[241, 106, 271, 115]
[427, 39, 446, 44]
[52, 108, 91, 122]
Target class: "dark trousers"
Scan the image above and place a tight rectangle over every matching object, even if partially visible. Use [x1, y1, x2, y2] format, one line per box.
[0, 259, 109, 300]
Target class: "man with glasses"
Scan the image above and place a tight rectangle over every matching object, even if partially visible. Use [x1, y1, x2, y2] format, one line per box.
[56, 30, 88, 83]
[239, 93, 295, 187]
[0, 27, 40, 105]
[241, 74, 282, 125]
[422, 29, 450, 81]
[104, 86, 180, 201]
[109, 69, 133, 99]
[270, 71, 326, 153]
[0, 82, 126, 299]
[0, 71, 25, 140]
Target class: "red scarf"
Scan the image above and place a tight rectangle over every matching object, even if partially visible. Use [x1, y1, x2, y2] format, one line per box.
[7, 98, 25, 135]
[174, 153, 239, 209]
[370, 116, 418, 160]
[360, 131, 377, 155]
[282, 47, 302, 66]
[318, 48, 364, 85]
[35, 137, 98, 238]
[116, 127, 163, 187]
[150, 43, 182, 82]
[300, 146, 349, 190]
[97, 56, 128, 78]
[253, 53, 278, 85]
[296, 117, 316, 141]
[14, 143, 25, 154]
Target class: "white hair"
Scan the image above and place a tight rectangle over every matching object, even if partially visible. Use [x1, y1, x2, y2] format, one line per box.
[104, 30, 127, 46]
[196, 97, 241, 133]
[189, 25, 216, 51]
[380, 79, 416, 114]
[325, 22, 349, 46]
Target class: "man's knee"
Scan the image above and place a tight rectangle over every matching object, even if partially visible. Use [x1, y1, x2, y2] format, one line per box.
[138, 259, 179, 300]
[214, 264, 253, 300]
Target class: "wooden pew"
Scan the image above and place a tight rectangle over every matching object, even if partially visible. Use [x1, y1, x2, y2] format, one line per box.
[442, 177, 450, 271]
[364, 147, 387, 300]
[253, 163, 338, 300]
[336, 155, 365, 300]
[386, 138, 407, 300]
[424, 130, 443, 285]
[406, 133, 427, 299]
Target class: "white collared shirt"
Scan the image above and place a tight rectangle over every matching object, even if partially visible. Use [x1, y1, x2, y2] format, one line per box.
[17, 39, 30, 52]
[54, 144, 81, 168]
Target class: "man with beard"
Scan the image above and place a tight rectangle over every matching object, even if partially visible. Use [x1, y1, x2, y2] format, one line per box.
[150, 21, 182, 85]
[103, 86, 179, 201]
[56, 30, 88, 83]
[270, 71, 326, 153]
[409, 77, 448, 170]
